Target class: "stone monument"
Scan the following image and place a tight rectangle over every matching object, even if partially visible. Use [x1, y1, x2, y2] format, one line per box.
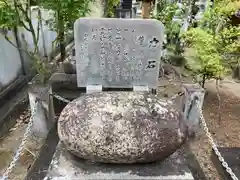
[74, 18, 163, 93]
[58, 91, 187, 164]
[44, 18, 205, 180]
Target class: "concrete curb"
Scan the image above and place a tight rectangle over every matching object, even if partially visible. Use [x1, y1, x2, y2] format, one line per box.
[24, 123, 59, 180]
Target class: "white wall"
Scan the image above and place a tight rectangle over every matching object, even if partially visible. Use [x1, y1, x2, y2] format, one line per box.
[0, 31, 22, 89]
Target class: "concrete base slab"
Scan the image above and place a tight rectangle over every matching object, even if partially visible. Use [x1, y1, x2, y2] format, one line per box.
[44, 142, 194, 180]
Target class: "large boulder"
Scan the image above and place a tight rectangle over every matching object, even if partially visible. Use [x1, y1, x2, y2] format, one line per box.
[58, 92, 187, 164]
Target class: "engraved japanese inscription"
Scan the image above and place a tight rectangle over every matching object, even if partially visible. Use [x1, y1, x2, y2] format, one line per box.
[74, 18, 164, 88]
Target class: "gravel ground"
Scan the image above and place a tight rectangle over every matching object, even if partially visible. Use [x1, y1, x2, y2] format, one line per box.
[188, 81, 240, 180]
[157, 74, 240, 180]
[0, 108, 45, 180]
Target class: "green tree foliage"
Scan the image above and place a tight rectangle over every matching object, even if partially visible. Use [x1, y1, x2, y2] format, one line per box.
[182, 28, 227, 87]
[182, 0, 240, 87]
[40, 0, 92, 61]
[105, 0, 119, 17]
[151, 1, 188, 68]
[153, 2, 180, 42]
[152, 1, 186, 56]
[40, 0, 91, 31]
[0, 1, 17, 29]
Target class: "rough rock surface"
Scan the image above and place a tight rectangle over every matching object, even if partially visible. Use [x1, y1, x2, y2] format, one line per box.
[58, 92, 187, 164]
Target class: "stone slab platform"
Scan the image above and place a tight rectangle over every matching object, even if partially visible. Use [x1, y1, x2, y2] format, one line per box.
[211, 147, 240, 180]
[44, 142, 194, 180]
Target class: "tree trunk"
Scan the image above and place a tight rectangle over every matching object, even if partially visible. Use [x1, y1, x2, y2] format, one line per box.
[142, 1, 152, 19]
[13, 27, 26, 75]
[59, 31, 65, 62]
[58, 12, 65, 62]
[232, 63, 240, 80]
[104, 0, 109, 17]
[38, 8, 48, 58]
[202, 74, 206, 88]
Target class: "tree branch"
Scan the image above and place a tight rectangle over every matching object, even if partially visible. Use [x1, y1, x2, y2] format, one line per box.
[36, 8, 41, 45]
[4, 34, 31, 56]
[21, 22, 32, 32]
[215, 79, 221, 123]
[1, 0, 9, 6]
[26, 0, 30, 12]
[13, 0, 32, 32]
[16, 0, 32, 29]
[15, 0, 40, 55]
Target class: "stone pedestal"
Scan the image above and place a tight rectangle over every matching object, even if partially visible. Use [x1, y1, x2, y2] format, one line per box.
[44, 142, 194, 180]
[28, 82, 55, 138]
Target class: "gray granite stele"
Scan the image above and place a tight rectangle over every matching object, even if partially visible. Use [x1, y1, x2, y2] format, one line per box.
[74, 18, 164, 89]
[44, 142, 194, 180]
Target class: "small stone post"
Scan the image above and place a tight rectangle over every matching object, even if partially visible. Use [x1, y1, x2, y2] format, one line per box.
[181, 84, 205, 136]
[28, 81, 55, 138]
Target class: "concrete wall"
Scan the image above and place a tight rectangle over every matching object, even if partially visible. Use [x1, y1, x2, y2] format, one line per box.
[0, 31, 22, 91]
[0, 2, 104, 92]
